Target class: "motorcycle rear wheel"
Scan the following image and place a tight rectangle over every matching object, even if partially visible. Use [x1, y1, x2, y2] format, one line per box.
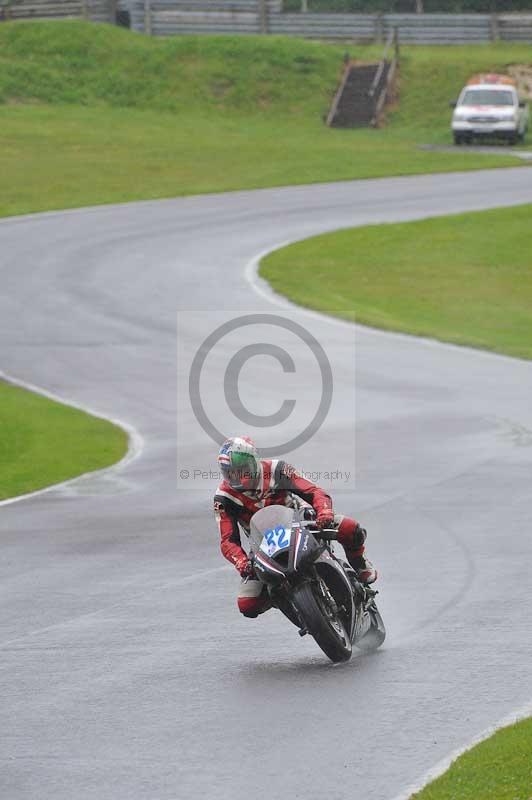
[292, 582, 352, 663]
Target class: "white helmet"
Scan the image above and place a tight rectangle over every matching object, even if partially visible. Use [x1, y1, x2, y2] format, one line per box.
[217, 436, 260, 493]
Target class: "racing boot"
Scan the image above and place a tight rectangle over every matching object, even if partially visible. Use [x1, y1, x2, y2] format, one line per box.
[349, 553, 378, 585]
[336, 517, 378, 584]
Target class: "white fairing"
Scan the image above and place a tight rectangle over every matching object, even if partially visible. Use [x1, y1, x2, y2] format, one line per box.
[249, 505, 294, 555]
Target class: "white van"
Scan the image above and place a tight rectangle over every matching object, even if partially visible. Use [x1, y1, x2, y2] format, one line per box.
[451, 74, 529, 145]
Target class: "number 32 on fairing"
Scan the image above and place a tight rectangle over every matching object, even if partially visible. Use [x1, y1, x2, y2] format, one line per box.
[260, 525, 292, 557]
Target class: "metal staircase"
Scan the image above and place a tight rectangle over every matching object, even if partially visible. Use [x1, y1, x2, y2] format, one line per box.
[328, 63, 391, 128]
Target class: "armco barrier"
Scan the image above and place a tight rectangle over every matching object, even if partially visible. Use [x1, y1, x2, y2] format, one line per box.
[269, 13, 376, 41]
[149, 0, 280, 35]
[381, 13, 492, 43]
[499, 13, 532, 41]
[145, 7, 532, 42]
[0, 0, 117, 23]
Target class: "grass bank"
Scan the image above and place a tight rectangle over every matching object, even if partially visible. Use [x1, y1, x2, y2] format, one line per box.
[0, 381, 128, 501]
[260, 203, 532, 360]
[411, 717, 532, 800]
[0, 22, 530, 217]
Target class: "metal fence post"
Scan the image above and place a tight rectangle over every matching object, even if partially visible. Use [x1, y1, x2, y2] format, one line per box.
[81, 0, 89, 20]
[258, 0, 268, 34]
[300, 0, 308, 12]
[144, 0, 152, 34]
[490, 13, 499, 41]
[109, 0, 117, 23]
[375, 13, 383, 45]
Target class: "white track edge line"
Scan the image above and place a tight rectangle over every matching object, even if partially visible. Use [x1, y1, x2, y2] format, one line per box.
[388, 699, 532, 800]
[0, 369, 144, 508]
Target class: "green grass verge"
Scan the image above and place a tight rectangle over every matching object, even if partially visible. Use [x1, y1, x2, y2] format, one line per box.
[411, 717, 532, 800]
[260, 203, 532, 359]
[0, 22, 531, 217]
[0, 381, 128, 500]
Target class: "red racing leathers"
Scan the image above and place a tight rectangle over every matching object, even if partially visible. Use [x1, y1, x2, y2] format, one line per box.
[213, 459, 367, 575]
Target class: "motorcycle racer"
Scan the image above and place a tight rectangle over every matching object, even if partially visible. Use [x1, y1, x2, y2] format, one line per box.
[214, 436, 377, 618]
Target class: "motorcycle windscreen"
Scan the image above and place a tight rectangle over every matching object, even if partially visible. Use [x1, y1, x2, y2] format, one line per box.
[249, 505, 294, 554]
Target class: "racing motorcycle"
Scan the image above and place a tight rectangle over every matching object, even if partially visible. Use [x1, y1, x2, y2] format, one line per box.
[249, 505, 386, 663]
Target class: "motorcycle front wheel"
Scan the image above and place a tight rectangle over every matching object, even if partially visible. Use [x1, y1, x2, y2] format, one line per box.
[292, 582, 352, 663]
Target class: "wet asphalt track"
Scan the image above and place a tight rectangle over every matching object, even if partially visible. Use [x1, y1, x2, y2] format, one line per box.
[1, 168, 532, 800]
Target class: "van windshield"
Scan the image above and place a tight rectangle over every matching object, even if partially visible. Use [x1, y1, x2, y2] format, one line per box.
[461, 90, 514, 107]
